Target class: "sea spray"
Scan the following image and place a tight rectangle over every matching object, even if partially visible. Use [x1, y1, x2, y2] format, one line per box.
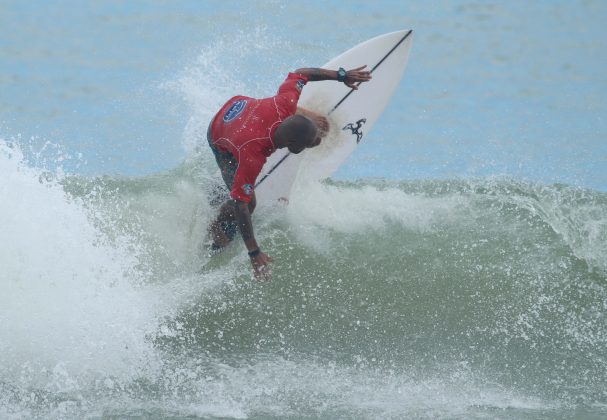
[2, 139, 607, 417]
[0, 141, 161, 415]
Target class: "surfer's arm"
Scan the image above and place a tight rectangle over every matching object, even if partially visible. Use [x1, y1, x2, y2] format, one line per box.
[228, 154, 274, 278]
[232, 199, 273, 279]
[233, 199, 257, 251]
[294, 66, 372, 89]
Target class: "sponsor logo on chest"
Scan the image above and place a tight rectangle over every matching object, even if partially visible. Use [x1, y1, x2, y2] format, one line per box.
[223, 99, 248, 123]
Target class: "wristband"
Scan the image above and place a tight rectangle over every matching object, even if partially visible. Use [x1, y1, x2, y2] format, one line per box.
[248, 248, 261, 258]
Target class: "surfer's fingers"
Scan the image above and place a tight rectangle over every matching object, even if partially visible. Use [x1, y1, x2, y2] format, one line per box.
[314, 115, 329, 131]
[349, 71, 371, 81]
[253, 265, 268, 279]
[350, 65, 367, 71]
[255, 265, 273, 281]
[353, 75, 370, 82]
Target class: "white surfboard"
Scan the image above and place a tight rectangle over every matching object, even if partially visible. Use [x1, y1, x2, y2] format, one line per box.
[255, 29, 413, 203]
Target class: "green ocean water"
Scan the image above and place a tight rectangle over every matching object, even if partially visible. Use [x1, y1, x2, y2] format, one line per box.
[2, 144, 605, 418]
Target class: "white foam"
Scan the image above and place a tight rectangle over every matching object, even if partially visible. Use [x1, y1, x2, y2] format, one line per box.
[284, 179, 466, 252]
[154, 357, 561, 419]
[0, 141, 159, 387]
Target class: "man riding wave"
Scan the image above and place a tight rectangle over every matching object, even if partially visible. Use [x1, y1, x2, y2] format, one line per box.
[207, 66, 372, 278]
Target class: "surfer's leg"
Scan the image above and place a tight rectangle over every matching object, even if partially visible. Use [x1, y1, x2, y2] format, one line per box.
[207, 126, 239, 249]
[210, 199, 237, 249]
[248, 192, 256, 214]
[207, 138, 238, 194]
[209, 189, 256, 249]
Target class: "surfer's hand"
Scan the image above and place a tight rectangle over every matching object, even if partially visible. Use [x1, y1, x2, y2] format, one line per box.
[297, 107, 330, 134]
[313, 115, 330, 134]
[250, 251, 274, 280]
[345, 65, 372, 90]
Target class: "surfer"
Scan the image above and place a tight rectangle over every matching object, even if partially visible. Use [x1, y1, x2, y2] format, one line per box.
[207, 66, 372, 278]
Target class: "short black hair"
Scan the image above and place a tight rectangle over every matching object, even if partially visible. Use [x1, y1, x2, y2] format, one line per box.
[282, 114, 317, 146]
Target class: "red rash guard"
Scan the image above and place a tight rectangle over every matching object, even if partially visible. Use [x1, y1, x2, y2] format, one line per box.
[209, 73, 309, 203]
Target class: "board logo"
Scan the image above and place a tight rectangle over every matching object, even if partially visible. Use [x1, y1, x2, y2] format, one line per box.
[296, 79, 305, 91]
[223, 99, 247, 123]
[342, 118, 367, 144]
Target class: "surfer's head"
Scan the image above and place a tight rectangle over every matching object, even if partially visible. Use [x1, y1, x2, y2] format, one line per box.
[275, 114, 321, 154]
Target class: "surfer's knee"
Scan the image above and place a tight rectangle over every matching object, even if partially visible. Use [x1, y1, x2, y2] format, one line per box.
[218, 199, 237, 220]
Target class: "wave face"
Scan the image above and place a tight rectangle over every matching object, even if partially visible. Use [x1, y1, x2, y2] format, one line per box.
[2, 140, 606, 419]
